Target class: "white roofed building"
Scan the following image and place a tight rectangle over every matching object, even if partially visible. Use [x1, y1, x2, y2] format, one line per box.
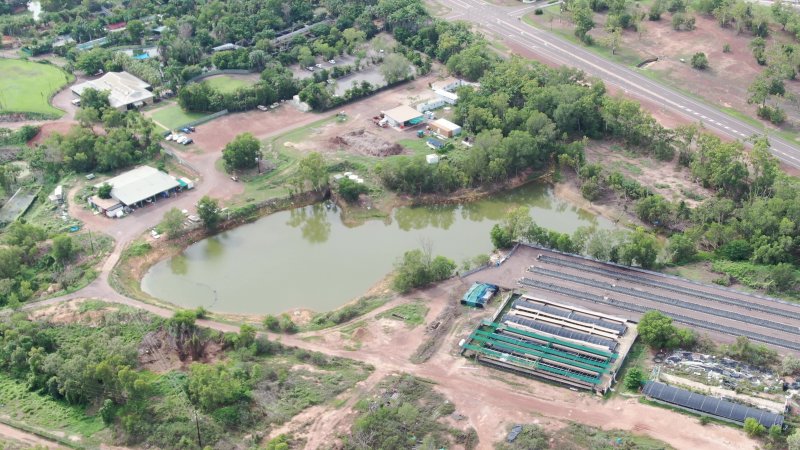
[72, 72, 154, 111]
[381, 105, 425, 129]
[90, 166, 180, 216]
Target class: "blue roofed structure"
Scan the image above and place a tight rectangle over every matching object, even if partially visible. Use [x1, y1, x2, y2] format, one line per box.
[461, 282, 498, 308]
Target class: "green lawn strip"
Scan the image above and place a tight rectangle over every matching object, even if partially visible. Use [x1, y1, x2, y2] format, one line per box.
[710, 260, 800, 301]
[0, 373, 105, 442]
[611, 341, 648, 396]
[149, 103, 208, 131]
[203, 76, 255, 93]
[399, 138, 435, 155]
[0, 59, 73, 117]
[377, 302, 429, 327]
[302, 296, 390, 332]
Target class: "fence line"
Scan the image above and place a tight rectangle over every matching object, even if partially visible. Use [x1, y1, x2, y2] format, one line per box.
[460, 263, 490, 278]
[161, 109, 229, 135]
[159, 146, 200, 175]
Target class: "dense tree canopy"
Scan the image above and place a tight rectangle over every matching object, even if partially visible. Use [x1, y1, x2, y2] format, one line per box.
[222, 133, 261, 171]
[637, 311, 695, 349]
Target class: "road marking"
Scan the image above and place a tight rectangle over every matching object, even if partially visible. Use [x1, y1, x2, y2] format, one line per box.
[449, 0, 473, 8]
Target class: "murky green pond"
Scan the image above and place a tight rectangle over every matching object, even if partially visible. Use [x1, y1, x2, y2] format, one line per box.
[141, 184, 613, 314]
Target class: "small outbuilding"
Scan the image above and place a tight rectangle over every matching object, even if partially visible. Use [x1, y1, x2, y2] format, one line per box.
[425, 154, 440, 164]
[426, 138, 444, 151]
[382, 105, 425, 129]
[430, 118, 462, 138]
[431, 77, 464, 92]
[434, 89, 458, 105]
[461, 283, 499, 308]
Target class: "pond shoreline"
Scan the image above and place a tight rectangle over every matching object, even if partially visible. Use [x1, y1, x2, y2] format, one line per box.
[118, 171, 614, 320]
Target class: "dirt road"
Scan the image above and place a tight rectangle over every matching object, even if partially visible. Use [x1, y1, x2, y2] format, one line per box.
[0, 422, 67, 449]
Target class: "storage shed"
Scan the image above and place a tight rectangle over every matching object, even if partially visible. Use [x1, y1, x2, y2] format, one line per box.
[426, 138, 445, 150]
[461, 283, 499, 308]
[430, 118, 462, 138]
[382, 105, 425, 129]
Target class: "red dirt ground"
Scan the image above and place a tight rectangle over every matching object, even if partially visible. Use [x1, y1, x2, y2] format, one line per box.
[278, 278, 757, 450]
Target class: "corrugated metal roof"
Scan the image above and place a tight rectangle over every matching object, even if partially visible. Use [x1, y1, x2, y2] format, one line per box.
[95, 166, 179, 206]
[431, 118, 461, 132]
[72, 72, 152, 109]
[383, 105, 423, 123]
[643, 381, 784, 428]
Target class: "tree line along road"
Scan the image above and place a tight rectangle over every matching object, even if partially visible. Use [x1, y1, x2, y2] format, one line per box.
[434, 0, 800, 169]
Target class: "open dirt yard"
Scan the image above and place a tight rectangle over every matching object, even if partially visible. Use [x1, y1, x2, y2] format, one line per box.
[189, 73, 438, 154]
[257, 274, 758, 450]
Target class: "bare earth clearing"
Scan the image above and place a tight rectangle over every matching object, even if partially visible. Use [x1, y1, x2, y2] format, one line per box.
[529, 10, 800, 130]
[28, 284, 756, 450]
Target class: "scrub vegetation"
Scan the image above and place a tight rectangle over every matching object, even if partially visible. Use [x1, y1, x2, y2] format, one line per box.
[0, 305, 371, 448]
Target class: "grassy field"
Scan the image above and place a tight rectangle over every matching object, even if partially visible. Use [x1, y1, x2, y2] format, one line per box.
[203, 75, 256, 93]
[148, 102, 207, 130]
[398, 138, 435, 155]
[378, 301, 429, 327]
[0, 58, 72, 117]
[0, 373, 106, 441]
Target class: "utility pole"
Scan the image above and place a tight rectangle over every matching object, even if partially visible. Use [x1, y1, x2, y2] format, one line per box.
[88, 228, 95, 255]
[194, 410, 202, 448]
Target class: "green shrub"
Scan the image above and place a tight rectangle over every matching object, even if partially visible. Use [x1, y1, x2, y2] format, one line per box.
[690, 52, 708, 69]
[98, 183, 113, 199]
[623, 367, 645, 390]
[338, 178, 369, 202]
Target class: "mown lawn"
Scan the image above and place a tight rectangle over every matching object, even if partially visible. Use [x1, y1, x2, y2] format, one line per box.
[203, 75, 256, 93]
[0, 58, 73, 117]
[149, 102, 207, 130]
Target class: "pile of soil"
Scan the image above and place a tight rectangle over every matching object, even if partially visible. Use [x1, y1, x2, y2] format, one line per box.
[330, 128, 404, 157]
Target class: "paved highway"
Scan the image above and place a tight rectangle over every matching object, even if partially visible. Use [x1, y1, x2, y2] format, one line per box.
[435, 0, 800, 168]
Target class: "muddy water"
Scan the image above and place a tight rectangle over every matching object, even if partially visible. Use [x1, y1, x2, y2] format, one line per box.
[141, 183, 614, 315]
